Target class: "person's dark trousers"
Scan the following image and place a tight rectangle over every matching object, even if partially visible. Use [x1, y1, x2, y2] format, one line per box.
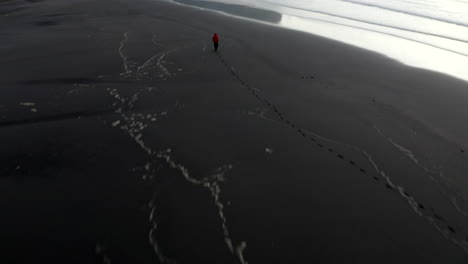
[214, 42, 218, 51]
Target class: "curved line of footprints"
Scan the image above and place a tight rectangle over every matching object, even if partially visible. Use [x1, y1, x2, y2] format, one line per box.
[216, 52, 468, 253]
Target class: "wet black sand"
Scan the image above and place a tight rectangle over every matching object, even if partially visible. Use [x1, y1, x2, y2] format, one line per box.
[2, 0, 468, 263]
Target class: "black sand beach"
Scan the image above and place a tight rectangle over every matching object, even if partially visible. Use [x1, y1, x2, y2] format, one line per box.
[2, 0, 468, 263]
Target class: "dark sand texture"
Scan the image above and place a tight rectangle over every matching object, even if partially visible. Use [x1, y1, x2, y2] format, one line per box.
[2, 0, 468, 263]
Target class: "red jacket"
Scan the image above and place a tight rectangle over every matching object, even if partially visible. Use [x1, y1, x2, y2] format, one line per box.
[213, 33, 219, 44]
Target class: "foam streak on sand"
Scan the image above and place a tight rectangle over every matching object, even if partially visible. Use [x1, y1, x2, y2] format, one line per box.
[137, 40, 178, 78]
[304, 123, 468, 253]
[374, 125, 468, 220]
[107, 89, 248, 264]
[136, 50, 165, 75]
[309, 124, 468, 253]
[363, 150, 421, 216]
[156, 49, 176, 79]
[106, 88, 170, 263]
[119, 32, 177, 80]
[374, 126, 420, 165]
[148, 194, 173, 264]
[106, 40, 249, 263]
[119, 32, 132, 75]
[107, 87, 173, 262]
[362, 150, 468, 253]
[156, 151, 249, 264]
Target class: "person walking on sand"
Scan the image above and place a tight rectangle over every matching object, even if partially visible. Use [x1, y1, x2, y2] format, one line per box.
[213, 33, 219, 52]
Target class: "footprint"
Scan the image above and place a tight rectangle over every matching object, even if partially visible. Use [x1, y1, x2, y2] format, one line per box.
[317, 143, 323, 148]
[349, 161, 356, 166]
[448, 226, 456, 233]
[385, 184, 393, 190]
[337, 154, 344, 159]
[418, 203, 425, 210]
[328, 148, 334, 153]
[373, 176, 379, 181]
[434, 214, 444, 221]
[360, 168, 367, 174]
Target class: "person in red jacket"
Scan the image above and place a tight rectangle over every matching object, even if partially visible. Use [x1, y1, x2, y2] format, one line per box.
[213, 33, 219, 52]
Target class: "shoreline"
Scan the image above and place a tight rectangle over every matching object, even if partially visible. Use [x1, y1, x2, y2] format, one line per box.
[167, 0, 468, 83]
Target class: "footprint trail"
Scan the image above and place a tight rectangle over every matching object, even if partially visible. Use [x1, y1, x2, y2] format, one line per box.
[215, 51, 468, 255]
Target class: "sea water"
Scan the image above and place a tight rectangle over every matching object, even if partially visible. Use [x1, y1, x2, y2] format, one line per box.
[175, 0, 468, 82]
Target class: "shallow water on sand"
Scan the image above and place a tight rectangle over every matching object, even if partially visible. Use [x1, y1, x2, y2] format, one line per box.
[171, 0, 468, 83]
